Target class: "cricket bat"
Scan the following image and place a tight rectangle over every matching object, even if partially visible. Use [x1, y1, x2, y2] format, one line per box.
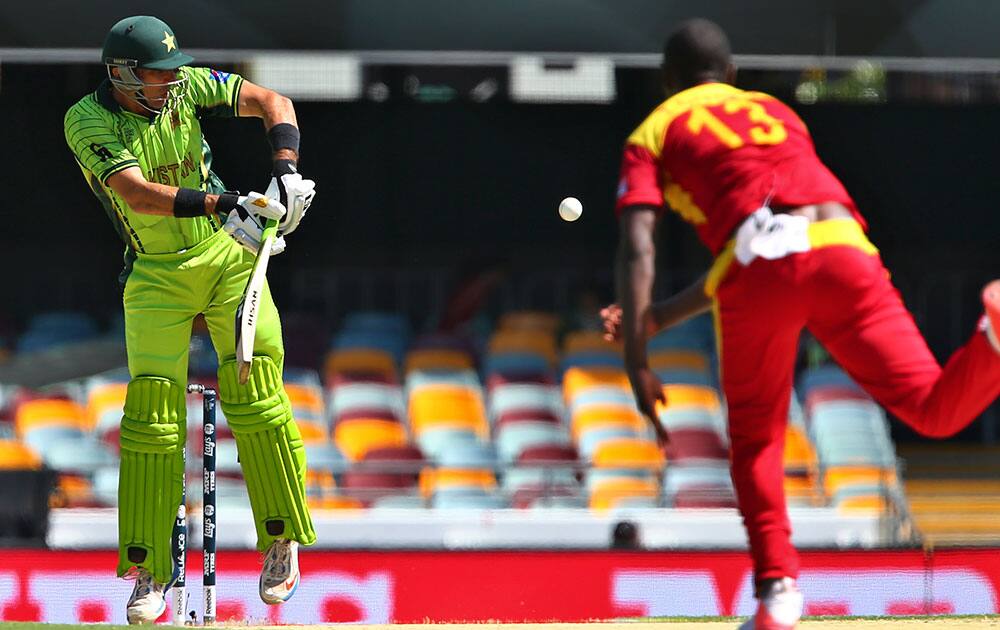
[235, 218, 279, 384]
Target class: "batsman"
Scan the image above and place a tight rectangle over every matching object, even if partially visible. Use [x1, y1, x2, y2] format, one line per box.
[64, 16, 317, 623]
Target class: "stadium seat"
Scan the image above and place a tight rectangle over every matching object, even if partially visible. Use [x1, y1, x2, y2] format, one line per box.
[0, 439, 42, 470]
[328, 383, 406, 423]
[432, 488, 508, 509]
[572, 405, 647, 441]
[488, 330, 558, 366]
[404, 349, 475, 374]
[560, 351, 624, 372]
[563, 330, 622, 356]
[408, 386, 488, 438]
[577, 426, 642, 460]
[415, 426, 482, 461]
[498, 311, 560, 334]
[663, 462, 736, 508]
[495, 421, 572, 463]
[664, 428, 728, 462]
[591, 437, 664, 469]
[562, 367, 631, 403]
[334, 417, 408, 461]
[649, 350, 711, 373]
[588, 477, 660, 511]
[324, 348, 398, 384]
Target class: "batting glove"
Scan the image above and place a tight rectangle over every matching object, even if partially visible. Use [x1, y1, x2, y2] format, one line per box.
[266, 169, 316, 237]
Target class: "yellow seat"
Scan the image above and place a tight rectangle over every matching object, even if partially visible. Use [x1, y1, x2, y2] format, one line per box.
[408, 387, 488, 438]
[563, 367, 631, 402]
[589, 477, 659, 511]
[649, 350, 710, 373]
[836, 494, 888, 513]
[87, 383, 128, 425]
[419, 467, 497, 497]
[310, 495, 365, 510]
[592, 438, 665, 470]
[783, 425, 817, 473]
[16, 399, 89, 435]
[404, 349, 474, 374]
[656, 384, 722, 412]
[572, 405, 646, 440]
[0, 440, 42, 470]
[784, 474, 821, 506]
[498, 311, 560, 334]
[563, 330, 622, 356]
[324, 348, 397, 381]
[488, 330, 558, 366]
[334, 418, 408, 461]
[823, 465, 897, 497]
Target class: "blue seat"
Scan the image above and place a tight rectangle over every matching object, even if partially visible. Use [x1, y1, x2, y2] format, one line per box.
[797, 365, 862, 397]
[560, 352, 624, 371]
[343, 311, 410, 336]
[655, 368, 713, 387]
[501, 466, 579, 493]
[42, 436, 116, 474]
[569, 387, 636, 411]
[438, 441, 497, 470]
[495, 421, 571, 463]
[484, 352, 551, 377]
[407, 369, 482, 393]
[489, 384, 563, 421]
[647, 314, 714, 353]
[416, 426, 482, 461]
[371, 494, 426, 509]
[432, 488, 508, 509]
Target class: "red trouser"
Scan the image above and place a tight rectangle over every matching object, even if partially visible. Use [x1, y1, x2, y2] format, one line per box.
[711, 219, 1000, 583]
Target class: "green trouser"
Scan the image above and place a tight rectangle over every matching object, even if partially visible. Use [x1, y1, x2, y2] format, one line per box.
[118, 229, 315, 583]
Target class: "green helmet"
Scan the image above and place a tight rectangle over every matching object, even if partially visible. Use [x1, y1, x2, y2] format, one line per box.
[103, 16, 194, 112]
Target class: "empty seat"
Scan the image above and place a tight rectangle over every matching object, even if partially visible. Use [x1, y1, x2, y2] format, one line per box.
[488, 330, 557, 366]
[649, 350, 710, 374]
[591, 438, 664, 470]
[495, 421, 571, 463]
[498, 311, 560, 334]
[577, 426, 642, 460]
[664, 428, 728, 462]
[334, 418, 408, 461]
[588, 477, 659, 511]
[489, 383, 563, 421]
[405, 349, 475, 374]
[432, 488, 508, 509]
[408, 386, 488, 438]
[325, 348, 398, 384]
[485, 353, 552, 379]
[663, 463, 736, 508]
[328, 383, 405, 421]
[415, 426, 482, 461]
[0, 439, 42, 470]
[563, 367, 630, 403]
[572, 405, 647, 441]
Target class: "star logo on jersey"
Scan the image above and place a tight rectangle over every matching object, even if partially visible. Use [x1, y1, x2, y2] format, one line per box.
[209, 69, 231, 83]
[162, 32, 177, 52]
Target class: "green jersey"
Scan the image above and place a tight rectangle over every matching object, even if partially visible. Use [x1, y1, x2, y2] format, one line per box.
[64, 66, 245, 257]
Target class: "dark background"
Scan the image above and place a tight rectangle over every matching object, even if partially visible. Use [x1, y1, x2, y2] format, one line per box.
[3, 2, 1000, 441]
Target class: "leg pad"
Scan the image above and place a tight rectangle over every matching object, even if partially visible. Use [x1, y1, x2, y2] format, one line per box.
[218, 356, 316, 550]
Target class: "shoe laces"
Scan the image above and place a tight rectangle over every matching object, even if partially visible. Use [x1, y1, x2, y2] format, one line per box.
[124, 567, 156, 598]
[263, 539, 291, 582]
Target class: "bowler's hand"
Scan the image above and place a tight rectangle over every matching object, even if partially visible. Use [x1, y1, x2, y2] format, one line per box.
[627, 365, 669, 446]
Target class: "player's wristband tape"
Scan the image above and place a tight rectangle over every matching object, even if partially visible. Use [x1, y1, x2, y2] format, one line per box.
[216, 191, 241, 215]
[173, 188, 208, 218]
[267, 123, 300, 154]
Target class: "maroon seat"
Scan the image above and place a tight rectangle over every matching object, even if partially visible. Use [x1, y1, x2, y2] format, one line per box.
[664, 428, 728, 461]
[327, 371, 398, 387]
[510, 483, 580, 509]
[804, 386, 871, 413]
[341, 467, 418, 506]
[673, 485, 737, 508]
[494, 410, 561, 434]
[361, 445, 426, 484]
[517, 444, 578, 464]
[334, 407, 401, 425]
[486, 372, 556, 391]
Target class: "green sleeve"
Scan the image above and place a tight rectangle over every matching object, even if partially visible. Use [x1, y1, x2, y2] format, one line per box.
[184, 66, 245, 118]
[64, 99, 139, 184]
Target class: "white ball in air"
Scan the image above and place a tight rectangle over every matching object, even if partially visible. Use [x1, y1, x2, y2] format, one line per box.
[559, 197, 583, 222]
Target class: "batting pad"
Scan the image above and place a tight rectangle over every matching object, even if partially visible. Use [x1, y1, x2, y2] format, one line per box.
[118, 376, 187, 584]
[218, 356, 316, 550]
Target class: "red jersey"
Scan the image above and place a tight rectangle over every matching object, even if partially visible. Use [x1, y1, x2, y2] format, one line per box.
[615, 82, 864, 255]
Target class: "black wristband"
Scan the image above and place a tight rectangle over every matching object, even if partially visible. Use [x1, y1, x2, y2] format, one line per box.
[267, 122, 300, 154]
[215, 191, 241, 215]
[272, 159, 297, 176]
[173, 188, 208, 218]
